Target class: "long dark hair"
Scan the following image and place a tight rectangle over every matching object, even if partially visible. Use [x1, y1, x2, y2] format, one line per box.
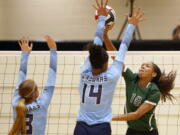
[88, 44, 109, 69]
[152, 63, 176, 102]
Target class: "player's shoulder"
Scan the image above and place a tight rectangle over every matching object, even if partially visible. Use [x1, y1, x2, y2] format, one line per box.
[148, 83, 160, 93]
[26, 100, 41, 111]
[122, 67, 138, 82]
[81, 68, 91, 74]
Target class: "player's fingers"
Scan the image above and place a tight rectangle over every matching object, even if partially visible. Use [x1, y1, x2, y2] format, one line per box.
[45, 35, 50, 40]
[136, 12, 144, 19]
[101, 0, 103, 7]
[18, 41, 22, 48]
[134, 8, 141, 17]
[26, 37, 29, 45]
[24, 37, 28, 45]
[132, 8, 137, 17]
[104, 0, 108, 8]
[105, 25, 111, 31]
[92, 5, 98, 10]
[95, 0, 100, 8]
[139, 17, 145, 22]
[21, 37, 25, 44]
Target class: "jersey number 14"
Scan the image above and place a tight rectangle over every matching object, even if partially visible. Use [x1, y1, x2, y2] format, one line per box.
[82, 83, 102, 104]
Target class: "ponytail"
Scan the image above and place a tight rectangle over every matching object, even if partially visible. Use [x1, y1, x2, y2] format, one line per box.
[157, 71, 176, 102]
[8, 99, 26, 135]
[152, 63, 176, 102]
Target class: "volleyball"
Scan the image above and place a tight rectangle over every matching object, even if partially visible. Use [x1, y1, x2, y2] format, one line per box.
[95, 5, 116, 26]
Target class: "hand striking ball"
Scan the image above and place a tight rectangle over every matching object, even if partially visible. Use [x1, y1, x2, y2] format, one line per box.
[95, 5, 116, 26]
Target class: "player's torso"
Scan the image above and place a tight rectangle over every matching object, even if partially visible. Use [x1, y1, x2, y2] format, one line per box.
[80, 72, 116, 107]
[78, 71, 117, 124]
[125, 81, 157, 131]
[14, 100, 48, 135]
[126, 82, 150, 111]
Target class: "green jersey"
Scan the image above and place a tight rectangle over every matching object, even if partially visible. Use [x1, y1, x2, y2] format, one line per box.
[122, 68, 160, 132]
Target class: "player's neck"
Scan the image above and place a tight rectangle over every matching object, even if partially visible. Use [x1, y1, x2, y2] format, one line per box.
[26, 99, 35, 104]
[92, 69, 104, 76]
[138, 79, 151, 88]
[25, 96, 38, 105]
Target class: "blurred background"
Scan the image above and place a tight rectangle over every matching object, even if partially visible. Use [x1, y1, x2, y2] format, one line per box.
[0, 0, 180, 41]
[0, 1, 180, 135]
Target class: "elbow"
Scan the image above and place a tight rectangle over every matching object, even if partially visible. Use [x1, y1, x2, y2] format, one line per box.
[133, 111, 142, 120]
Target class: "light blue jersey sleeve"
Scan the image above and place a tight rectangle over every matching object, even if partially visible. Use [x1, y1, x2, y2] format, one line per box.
[107, 24, 136, 81]
[12, 52, 30, 107]
[38, 49, 57, 108]
[93, 16, 106, 46]
[81, 16, 106, 73]
[115, 24, 135, 62]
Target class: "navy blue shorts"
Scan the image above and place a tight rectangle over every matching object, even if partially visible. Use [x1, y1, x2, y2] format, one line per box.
[126, 128, 159, 135]
[74, 121, 111, 135]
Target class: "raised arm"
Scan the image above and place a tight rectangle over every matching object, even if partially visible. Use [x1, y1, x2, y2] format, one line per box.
[115, 8, 144, 63]
[93, 16, 106, 45]
[81, 0, 108, 73]
[107, 8, 144, 81]
[39, 36, 57, 107]
[93, 0, 109, 45]
[104, 24, 117, 51]
[12, 38, 32, 106]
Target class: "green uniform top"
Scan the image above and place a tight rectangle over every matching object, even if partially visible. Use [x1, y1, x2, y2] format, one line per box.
[122, 68, 160, 132]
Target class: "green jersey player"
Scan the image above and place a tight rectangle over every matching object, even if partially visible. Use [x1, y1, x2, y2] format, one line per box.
[112, 63, 176, 135]
[103, 10, 176, 135]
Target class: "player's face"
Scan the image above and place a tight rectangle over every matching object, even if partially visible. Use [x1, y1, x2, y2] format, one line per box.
[138, 62, 157, 79]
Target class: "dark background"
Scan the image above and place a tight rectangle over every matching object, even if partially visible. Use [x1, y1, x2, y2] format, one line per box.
[0, 40, 180, 51]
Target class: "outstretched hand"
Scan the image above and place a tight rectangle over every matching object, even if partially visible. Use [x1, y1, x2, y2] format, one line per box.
[45, 35, 57, 49]
[93, 0, 109, 17]
[127, 8, 144, 26]
[18, 37, 33, 52]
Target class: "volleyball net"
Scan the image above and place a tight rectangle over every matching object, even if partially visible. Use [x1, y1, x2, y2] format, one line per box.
[0, 51, 180, 135]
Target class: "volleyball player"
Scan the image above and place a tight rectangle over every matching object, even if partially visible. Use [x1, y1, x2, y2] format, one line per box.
[8, 36, 57, 135]
[103, 11, 176, 135]
[73, 1, 143, 135]
[112, 63, 176, 135]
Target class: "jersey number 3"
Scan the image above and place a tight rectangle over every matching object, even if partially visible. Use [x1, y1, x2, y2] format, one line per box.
[26, 114, 33, 134]
[82, 83, 102, 104]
